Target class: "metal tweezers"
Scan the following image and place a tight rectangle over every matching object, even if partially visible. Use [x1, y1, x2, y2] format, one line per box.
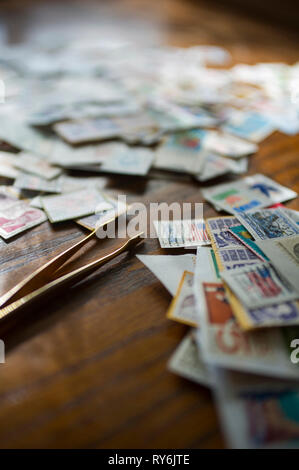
[0, 230, 144, 321]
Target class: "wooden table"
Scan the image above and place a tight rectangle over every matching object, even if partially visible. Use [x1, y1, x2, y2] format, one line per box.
[0, 0, 298, 449]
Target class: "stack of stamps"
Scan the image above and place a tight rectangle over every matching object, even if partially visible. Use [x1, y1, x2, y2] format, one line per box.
[140, 204, 299, 448]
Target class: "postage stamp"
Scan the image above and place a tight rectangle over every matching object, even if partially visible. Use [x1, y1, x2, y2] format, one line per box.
[221, 263, 299, 309]
[225, 282, 299, 331]
[236, 208, 299, 240]
[255, 235, 299, 293]
[229, 225, 268, 261]
[197, 281, 299, 378]
[206, 217, 262, 270]
[166, 271, 198, 327]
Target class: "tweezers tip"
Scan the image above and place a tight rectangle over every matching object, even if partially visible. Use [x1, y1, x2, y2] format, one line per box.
[128, 232, 145, 245]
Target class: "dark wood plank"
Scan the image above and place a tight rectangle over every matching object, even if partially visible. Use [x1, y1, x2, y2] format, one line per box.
[0, 0, 298, 449]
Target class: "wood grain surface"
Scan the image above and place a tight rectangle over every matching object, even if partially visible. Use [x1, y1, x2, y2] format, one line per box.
[0, 0, 298, 449]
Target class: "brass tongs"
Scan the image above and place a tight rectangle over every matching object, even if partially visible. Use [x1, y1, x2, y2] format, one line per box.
[0, 230, 144, 321]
